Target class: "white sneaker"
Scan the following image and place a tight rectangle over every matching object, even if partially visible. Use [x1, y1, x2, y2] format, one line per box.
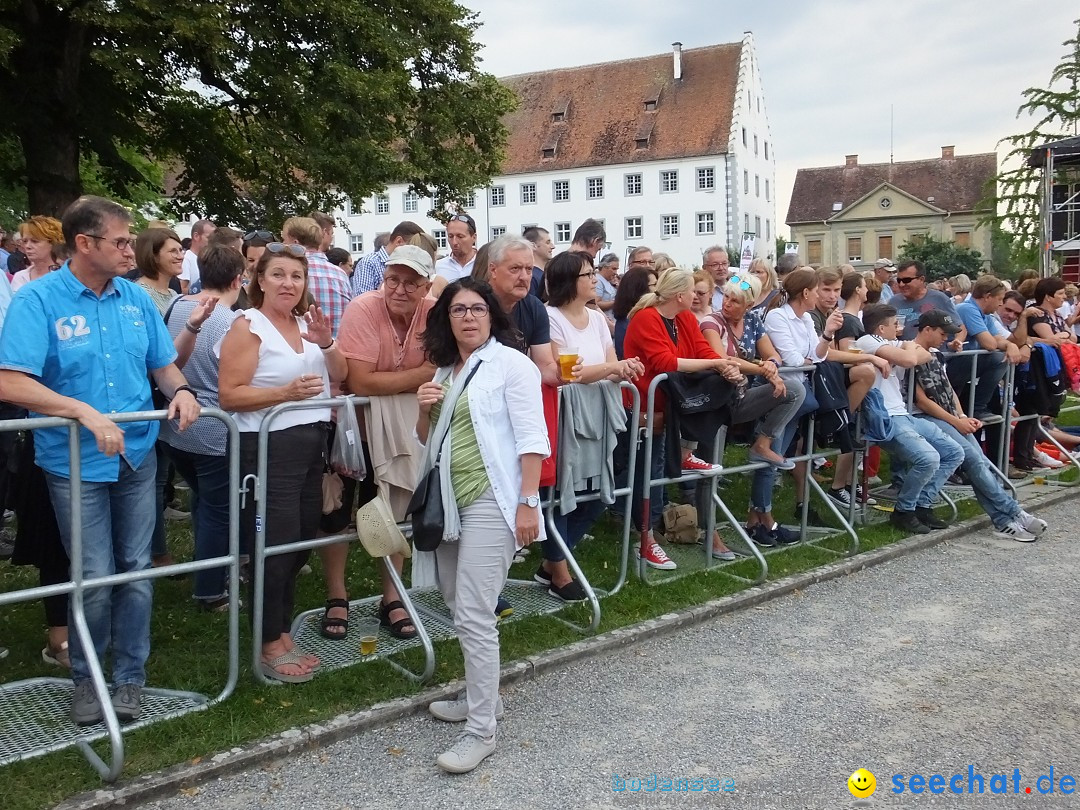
[429, 695, 504, 723]
[1034, 451, 1065, 469]
[1018, 510, 1048, 537]
[866, 475, 883, 486]
[436, 733, 496, 773]
[163, 506, 190, 521]
[994, 520, 1037, 542]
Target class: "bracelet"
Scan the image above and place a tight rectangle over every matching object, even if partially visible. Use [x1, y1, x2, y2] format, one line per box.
[319, 340, 335, 351]
[174, 384, 198, 400]
[765, 357, 780, 367]
[822, 333, 835, 342]
[185, 322, 201, 334]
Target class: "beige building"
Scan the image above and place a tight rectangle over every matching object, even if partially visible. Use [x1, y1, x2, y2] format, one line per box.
[785, 146, 996, 269]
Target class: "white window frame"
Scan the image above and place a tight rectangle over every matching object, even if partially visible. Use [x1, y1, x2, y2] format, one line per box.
[661, 214, 680, 237]
[490, 225, 506, 239]
[553, 180, 570, 203]
[696, 167, 715, 191]
[521, 183, 537, 205]
[433, 229, 447, 250]
[349, 234, 364, 253]
[660, 170, 678, 193]
[696, 212, 715, 236]
[375, 193, 390, 215]
[743, 170, 749, 194]
[587, 176, 604, 200]
[625, 173, 643, 196]
[402, 191, 418, 214]
[489, 186, 505, 207]
[625, 217, 643, 240]
[462, 191, 476, 209]
[554, 222, 572, 243]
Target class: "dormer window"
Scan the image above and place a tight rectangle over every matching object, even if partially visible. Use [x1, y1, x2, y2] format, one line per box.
[542, 147, 555, 159]
[551, 111, 564, 122]
[644, 100, 657, 112]
[635, 138, 649, 150]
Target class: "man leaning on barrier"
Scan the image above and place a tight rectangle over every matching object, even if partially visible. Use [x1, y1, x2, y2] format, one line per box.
[950, 275, 1018, 422]
[0, 195, 201, 726]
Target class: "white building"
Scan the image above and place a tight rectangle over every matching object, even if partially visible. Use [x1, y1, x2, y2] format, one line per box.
[333, 34, 776, 268]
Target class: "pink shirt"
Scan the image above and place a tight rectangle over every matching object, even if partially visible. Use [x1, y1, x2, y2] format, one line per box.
[337, 289, 434, 372]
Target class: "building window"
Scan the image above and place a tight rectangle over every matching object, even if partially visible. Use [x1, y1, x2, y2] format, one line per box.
[625, 217, 643, 239]
[402, 191, 418, 213]
[755, 175, 760, 197]
[807, 239, 823, 265]
[635, 138, 649, 150]
[375, 193, 390, 215]
[910, 232, 927, 246]
[662, 214, 680, 237]
[660, 170, 678, 193]
[744, 213, 750, 234]
[764, 141, 769, 161]
[847, 237, 863, 263]
[754, 135, 759, 156]
[625, 173, 643, 196]
[766, 219, 771, 241]
[697, 167, 715, 191]
[554, 222, 571, 243]
[462, 191, 476, 209]
[489, 186, 505, 207]
[587, 177, 604, 200]
[754, 216, 761, 236]
[349, 234, 364, 254]
[697, 212, 715, 235]
[551, 111, 564, 122]
[343, 199, 353, 217]
[521, 183, 537, 205]
[954, 231, 972, 248]
[433, 229, 447, 250]
[644, 100, 657, 112]
[743, 170, 749, 194]
[765, 179, 770, 201]
[553, 180, 570, 202]
[878, 235, 894, 260]
[542, 147, 555, 159]
[490, 226, 506, 239]
[742, 127, 747, 146]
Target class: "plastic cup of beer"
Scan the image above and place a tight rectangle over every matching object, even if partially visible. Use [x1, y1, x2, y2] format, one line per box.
[558, 348, 579, 382]
[357, 617, 379, 658]
[895, 315, 906, 330]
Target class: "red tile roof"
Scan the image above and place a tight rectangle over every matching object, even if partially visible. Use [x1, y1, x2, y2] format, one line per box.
[786, 152, 997, 225]
[498, 43, 743, 176]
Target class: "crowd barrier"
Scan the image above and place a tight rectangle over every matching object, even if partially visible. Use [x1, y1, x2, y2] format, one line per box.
[0, 409, 240, 781]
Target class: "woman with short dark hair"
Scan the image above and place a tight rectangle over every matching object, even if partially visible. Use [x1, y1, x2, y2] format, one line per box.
[611, 267, 657, 359]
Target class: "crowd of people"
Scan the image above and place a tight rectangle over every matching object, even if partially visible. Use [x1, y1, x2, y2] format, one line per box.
[0, 198, 1066, 775]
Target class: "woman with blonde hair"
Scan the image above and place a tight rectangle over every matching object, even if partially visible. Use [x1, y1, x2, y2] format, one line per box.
[11, 216, 64, 291]
[747, 258, 780, 316]
[651, 253, 676, 274]
[949, 273, 972, 303]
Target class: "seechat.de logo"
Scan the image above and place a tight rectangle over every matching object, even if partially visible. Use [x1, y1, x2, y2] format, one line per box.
[848, 768, 877, 798]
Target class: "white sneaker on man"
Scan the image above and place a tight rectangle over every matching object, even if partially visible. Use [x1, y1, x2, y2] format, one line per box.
[429, 695, 504, 722]
[993, 521, 1037, 542]
[1018, 510, 1048, 537]
[436, 733, 496, 773]
[1034, 451, 1065, 469]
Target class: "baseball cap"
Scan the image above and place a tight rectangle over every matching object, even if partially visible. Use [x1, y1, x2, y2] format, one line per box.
[917, 310, 960, 335]
[873, 258, 896, 270]
[386, 244, 435, 279]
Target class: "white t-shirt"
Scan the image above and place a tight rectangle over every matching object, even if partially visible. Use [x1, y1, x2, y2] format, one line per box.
[546, 306, 613, 366]
[180, 249, 200, 287]
[854, 334, 909, 416]
[435, 253, 475, 282]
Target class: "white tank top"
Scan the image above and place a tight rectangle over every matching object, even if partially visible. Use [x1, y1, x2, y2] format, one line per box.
[228, 308, 332, 433]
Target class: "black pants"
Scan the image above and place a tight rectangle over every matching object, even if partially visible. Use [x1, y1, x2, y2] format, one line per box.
[240, 424, 326, 644]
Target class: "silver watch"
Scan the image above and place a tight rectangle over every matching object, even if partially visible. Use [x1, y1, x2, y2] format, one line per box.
[518, 494, 540, 508]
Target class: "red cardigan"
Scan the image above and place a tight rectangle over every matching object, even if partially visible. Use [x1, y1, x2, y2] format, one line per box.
[623, 308, 719, 412]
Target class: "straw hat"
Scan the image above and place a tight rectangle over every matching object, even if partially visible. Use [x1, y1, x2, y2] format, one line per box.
[356, 495, 411, 558]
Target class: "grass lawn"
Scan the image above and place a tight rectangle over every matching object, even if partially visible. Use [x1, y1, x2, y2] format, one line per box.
[1, 412, 1077, 810]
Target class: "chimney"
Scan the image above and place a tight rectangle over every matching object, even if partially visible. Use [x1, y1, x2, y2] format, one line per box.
[845, 154, 858, 168]
[672, 42, 683, 81]
[941, 145, 955, 159]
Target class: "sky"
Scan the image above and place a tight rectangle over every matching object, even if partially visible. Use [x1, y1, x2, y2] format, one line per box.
[460, 0, 1078, 238]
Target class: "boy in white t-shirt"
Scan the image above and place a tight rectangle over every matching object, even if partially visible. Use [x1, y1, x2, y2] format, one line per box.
[854, 303, 965, 535]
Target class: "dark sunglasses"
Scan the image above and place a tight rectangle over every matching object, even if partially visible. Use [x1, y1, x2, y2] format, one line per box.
[895, 275, 920, 285]
[244, 229, 276, 241]
[265, 242, 306, 258]
[448, 214, 475, 231]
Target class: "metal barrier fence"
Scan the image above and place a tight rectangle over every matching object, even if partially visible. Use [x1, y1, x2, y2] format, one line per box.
[0, 409, 240, 781]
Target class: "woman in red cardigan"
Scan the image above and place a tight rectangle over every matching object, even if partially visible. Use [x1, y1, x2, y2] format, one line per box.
[623, 268, 741, 569]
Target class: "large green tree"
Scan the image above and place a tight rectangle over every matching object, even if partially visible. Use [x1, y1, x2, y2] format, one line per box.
[897, 234, 984, 282]
[987, 17, 1080, 266]
[0, 1, 515, 224]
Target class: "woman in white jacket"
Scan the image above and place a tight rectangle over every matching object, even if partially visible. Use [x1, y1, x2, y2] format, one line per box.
[415, 278, 549, 774]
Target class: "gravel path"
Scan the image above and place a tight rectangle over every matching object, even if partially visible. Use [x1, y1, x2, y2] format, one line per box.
[142, 496, 1080, 810]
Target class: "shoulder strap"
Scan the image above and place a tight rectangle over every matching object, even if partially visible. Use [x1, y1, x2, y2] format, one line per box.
[162, 294, 184, 329]
[431, 360, 483, 462]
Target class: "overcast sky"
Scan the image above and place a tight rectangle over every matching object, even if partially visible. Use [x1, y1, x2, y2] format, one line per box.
[460, 0, 1078, 238]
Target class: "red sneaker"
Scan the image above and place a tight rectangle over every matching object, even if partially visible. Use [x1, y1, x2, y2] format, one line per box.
[636, 541, 677, 570]
[682, 454, 722, 474]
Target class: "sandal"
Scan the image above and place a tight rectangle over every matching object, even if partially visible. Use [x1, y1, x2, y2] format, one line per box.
[42, 640, 70, 669]
[379, 599, 418, 640]
[319, 598, 350, 640]
[259, 649, 314, 684]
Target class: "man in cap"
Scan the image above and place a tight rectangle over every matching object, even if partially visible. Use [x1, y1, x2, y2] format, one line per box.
[909, 309, 1047, 541]
[872, 258, 896, 303]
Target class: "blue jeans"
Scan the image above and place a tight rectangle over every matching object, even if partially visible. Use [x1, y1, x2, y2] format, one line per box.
[167, 446, 231, 601]
[46, 453, 157, 686]
[751, 378, 815, 513]
[547, 493, 607, 563]
[616, 424, 665, 533]
[151, 442, 169, 557]
[878, 415, 964, 511]
[916, 416, 1021, 529]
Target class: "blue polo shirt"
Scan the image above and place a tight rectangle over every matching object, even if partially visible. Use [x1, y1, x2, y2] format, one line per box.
[0, 264, 176, 481]
[955, 300, 990, 352]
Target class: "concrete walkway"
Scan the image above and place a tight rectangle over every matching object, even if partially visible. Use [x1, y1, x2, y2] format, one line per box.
[142, 497, 1080, 810]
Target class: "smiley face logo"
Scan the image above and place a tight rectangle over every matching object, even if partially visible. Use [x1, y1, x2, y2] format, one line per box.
[848, 768, 876, 798]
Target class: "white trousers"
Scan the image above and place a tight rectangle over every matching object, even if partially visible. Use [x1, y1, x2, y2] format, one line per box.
[435, 489, 516, 738]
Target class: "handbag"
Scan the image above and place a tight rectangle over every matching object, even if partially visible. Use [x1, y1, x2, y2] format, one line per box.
[407, 361, 483, 552]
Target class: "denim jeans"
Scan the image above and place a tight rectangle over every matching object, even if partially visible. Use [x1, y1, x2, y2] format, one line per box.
[751, 377, 814, 513]
[615, 422, 665, 533]
[878, 415, 965, 511]
[46, 452, 157, 686]
[547, 492, 606, 563]
[947, 350, 1006, 415]
[151, 441, 169, 557]
[915, 415, 1021, 528]
[167, 446, 231, 601]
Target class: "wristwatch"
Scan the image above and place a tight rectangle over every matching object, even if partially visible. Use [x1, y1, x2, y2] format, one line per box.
[518, 494, 540, 508]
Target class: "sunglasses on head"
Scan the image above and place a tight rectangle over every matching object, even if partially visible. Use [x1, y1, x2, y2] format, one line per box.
[265, 242, 306, 258]
[244, 229, 275, 241]
[448, 214, 475, 229]
[727, 275, 753, 291]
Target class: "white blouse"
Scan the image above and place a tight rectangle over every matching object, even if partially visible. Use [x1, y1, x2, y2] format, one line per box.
[763, 304, 829, 368]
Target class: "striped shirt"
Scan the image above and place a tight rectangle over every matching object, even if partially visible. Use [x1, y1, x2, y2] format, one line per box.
[351, 247, 389, 297]
[430, 380, 489, 509]
[305, 250, 352, 338]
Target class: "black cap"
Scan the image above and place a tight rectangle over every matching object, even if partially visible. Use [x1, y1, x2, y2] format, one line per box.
[917, 309, 960, 335]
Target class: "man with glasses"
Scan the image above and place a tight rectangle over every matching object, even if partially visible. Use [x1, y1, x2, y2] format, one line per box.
[872, 258, 896, 303]
[435, 213, 478, 284]
[351, 221, 426, 296]
[702, 246, 731, 310]
[179, 219, 216, 294]
[889, 259, 967, 344]
[627, 246, 654, 271]
[0, 195, 201, 725]
[332, 245, 438, 643]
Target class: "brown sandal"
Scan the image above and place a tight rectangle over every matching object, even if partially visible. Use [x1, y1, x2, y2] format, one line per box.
[379, 599, 417, 640]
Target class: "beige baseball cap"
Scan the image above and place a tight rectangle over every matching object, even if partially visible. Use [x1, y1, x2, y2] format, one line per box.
[386, 244, 435, 280]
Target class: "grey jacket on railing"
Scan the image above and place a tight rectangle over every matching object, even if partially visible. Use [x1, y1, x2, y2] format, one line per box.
[557, 380, 627, 514]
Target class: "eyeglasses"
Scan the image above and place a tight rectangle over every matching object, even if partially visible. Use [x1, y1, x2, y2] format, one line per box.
[265, 242, 306, 258]
[86, 234, 136, 251]
[449, 303, 489, 319]
[384, 276, 422, 293]
[727, 275, 753, 291]
[703, 262, 730, 270]
[161, 247, 185, 257]
[578, 270, 597, 279]
[895, 275, 920, 285]
[244, 229, 275, 242]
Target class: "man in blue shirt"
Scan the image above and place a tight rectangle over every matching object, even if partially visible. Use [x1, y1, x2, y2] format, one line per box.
[0, 196, 200, 726]
[890, 259, 967, 343]
[951, 275, 1018, 420]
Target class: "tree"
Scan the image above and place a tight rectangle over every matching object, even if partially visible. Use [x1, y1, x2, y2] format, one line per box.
[897, 235, 984, 281]
[0, 1, 515, 224]
[985, 17, 1080, 267]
